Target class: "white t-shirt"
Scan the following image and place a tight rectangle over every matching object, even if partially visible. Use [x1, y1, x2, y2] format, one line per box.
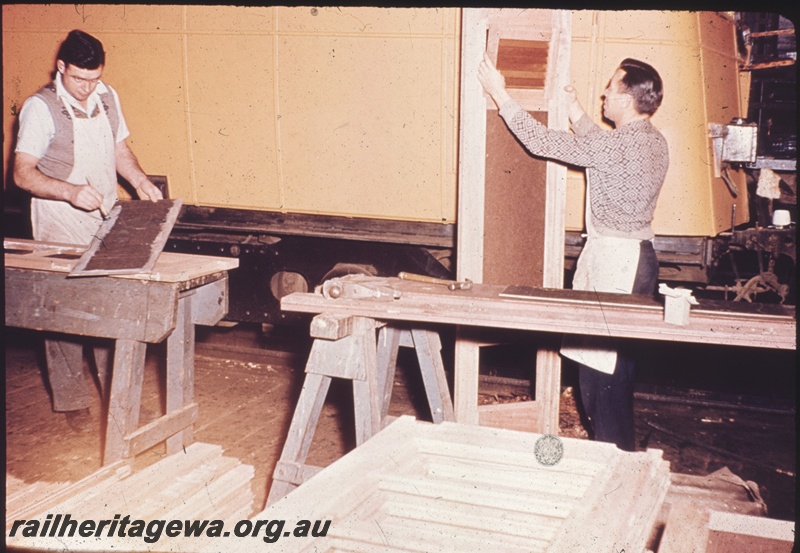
[16, 72, 131, 159]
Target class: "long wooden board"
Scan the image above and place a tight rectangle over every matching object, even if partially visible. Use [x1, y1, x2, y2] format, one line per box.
[281, 277, 796, 350]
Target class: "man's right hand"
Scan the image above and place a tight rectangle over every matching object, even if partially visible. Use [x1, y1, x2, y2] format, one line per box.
[564, 85, 587, 125]
[14, 152, 105, 212]
[67, 182, 105, 212]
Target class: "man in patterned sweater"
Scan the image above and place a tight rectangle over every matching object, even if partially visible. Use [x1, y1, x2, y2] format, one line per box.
[479, 54, 668, 451]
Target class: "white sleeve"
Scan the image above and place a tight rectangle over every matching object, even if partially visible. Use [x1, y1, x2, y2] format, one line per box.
[106, 84, 131, 143]
[15, 96, 55, 159]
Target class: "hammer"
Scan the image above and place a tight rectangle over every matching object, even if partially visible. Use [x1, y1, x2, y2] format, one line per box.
[398, 272, 473, 291]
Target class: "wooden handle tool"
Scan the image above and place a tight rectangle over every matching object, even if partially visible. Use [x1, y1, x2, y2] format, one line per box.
[398, 272, 473, 291]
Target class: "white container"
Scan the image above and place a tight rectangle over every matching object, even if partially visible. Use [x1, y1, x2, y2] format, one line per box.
[772, 209, 791, 228]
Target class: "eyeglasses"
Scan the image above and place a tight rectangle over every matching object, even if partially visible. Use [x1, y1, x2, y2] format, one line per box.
[65, 73, 101, 86]
[605, 93, 631, 102]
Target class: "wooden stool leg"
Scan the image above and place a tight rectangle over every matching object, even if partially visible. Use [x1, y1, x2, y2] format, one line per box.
[411, 329, 455, 423]
[353, 324, 380, 445]
[534, 349, 561, 434]
[376, 326, 403, 423]
[104, 339, 147, 465]
[267, 372, 332, 505]
[454, 328, 481, 424]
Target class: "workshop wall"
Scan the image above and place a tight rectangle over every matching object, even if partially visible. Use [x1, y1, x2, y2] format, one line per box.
[3, 7, 748, 235]
[2, 5, 460, 224]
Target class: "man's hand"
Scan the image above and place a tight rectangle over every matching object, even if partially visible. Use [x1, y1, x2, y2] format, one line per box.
[478, 53, 512, 109]
[14, 152, 105, 212]
[564, 85, 587, 125]
[68, 182, 106, 212]
[134, 178, 163, 202]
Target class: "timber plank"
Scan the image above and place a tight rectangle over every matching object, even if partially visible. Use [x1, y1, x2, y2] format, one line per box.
[7, 443, 254, 552]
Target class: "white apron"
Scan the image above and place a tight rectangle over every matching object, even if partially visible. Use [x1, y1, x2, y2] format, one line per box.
[560, 182, 645, 374]
[31, 97, 117, 246]
[560, 235, 642, 374]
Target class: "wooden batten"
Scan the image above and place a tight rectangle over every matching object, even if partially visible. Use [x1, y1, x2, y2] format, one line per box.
[659, 501, 795, 553]
[478, 400, 540, 432]
[6, 443, 255, 552]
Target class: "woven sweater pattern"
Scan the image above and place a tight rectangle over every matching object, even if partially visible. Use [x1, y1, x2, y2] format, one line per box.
[499, 100, 668, 240]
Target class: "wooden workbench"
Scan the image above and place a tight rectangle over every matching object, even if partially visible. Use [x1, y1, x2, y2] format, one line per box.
[282, 276, 795, 423]
[268, 275, 794, 503]
[4, 238, 239, 465]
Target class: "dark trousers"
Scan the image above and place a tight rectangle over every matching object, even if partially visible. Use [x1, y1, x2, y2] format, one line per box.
[45, 336, 112, 412]
[578, 240, 659, 452]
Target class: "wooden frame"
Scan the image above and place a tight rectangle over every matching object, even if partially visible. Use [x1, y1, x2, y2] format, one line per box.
[69, 199, 183, 277]
[258, 417, 671, 553]
[456, 9, 572, 431]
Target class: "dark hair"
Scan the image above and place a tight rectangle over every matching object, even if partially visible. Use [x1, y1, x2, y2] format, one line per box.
[618, 58, 663, 116]
[57, 30, 105, 70]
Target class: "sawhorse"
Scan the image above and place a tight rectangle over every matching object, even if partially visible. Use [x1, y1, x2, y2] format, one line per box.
[267, 314, 454, 504]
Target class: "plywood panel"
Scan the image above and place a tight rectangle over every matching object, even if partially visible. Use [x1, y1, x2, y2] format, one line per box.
[102, 34, 189, 198]
[0, 4, 183, 32]
[186, 5, 275, 32]
[277, 6, 454, 35]
[483, 111, 548, 286]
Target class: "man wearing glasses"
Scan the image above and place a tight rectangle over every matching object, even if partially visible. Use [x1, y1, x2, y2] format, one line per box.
[479, 55, 668, 451]
[12, 29, 163, 431]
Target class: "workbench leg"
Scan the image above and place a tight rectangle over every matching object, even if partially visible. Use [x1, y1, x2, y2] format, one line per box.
[376, 326, 402, 423]
[166, 293, 195, 454]
[104, 339, 147, 465]
[267, 373, 333, 505]
[454, 328, 481, 424]
[353, 326, 381, 446]
[411, 329, 455, 423]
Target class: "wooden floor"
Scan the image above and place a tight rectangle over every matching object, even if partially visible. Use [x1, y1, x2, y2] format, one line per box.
[4, 323, 797, 520]
[4, 323, 438, 513]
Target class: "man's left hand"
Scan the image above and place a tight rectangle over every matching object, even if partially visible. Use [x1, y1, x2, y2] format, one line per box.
[136, 179, 164, 201]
